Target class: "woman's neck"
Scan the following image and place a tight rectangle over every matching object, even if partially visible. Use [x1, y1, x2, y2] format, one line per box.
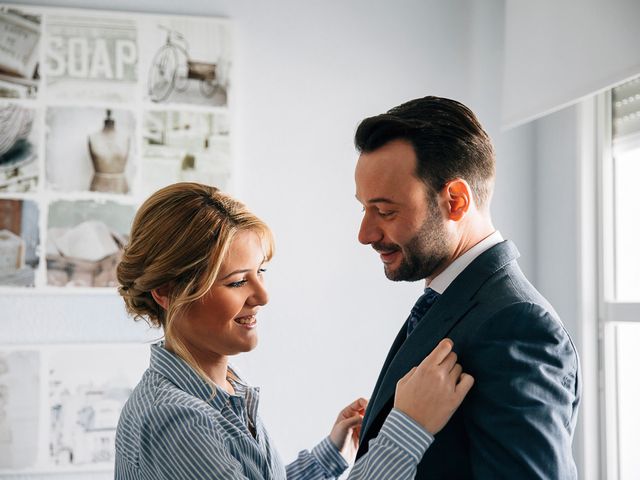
[165, 338, 234, 394]
[201, 356, 231, 391]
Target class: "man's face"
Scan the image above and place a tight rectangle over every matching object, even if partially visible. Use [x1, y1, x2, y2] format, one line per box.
[355, 139, 451, 282]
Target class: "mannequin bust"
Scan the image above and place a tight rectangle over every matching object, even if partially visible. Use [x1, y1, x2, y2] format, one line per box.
[88, 110, 130, 194]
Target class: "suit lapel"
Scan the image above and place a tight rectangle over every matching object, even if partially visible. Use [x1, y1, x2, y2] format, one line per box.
[359, 318, 409, 438]
[360, 240, 520, 443]
[361, 297, 478, 441]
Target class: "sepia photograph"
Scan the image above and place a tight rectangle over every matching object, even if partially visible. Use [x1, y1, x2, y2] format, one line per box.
[48, 345, 148, 468]
[0, 349, 40, 470]
[0, 103, 38, 193]
[0, 7, 41, 99]
[45, 13, 138, 103]
[139, 16, 230, 106]
[0, 199, 39, 287]
[141, 109, 231, 195]
[45, 106, 136, 194]
[46, 199, 135, 288]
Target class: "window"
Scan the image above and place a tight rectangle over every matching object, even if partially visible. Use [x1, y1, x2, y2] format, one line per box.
[600, 77, 640, 480]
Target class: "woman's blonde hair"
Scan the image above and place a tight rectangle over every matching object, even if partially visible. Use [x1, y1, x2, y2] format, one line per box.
[117, 182, 274, 390]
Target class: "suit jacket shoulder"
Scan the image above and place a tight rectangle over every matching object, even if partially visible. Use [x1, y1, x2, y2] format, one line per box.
[358, 240, 580, 479]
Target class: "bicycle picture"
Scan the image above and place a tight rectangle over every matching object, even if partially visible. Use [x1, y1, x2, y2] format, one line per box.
[148, 26, 227, 103]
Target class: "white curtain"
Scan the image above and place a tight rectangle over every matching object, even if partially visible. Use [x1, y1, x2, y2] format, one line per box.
[502, 0, 640, 129]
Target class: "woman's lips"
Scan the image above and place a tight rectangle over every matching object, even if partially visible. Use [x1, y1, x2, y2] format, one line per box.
[234, 315, 257, 329]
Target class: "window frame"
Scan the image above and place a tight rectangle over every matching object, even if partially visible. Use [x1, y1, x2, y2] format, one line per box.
[597, 89, 640, 480]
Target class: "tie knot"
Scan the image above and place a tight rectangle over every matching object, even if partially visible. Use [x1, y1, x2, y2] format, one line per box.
[411, 288, 440, 317]
[406, 288, 440, 337]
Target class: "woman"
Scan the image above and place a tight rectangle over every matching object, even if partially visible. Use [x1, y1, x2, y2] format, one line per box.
[115, 182, 473, 479]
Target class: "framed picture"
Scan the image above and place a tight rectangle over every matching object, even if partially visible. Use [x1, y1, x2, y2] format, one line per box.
[45, 13, 137, 103]
[141, 109, 230, 196]
[0, 103, 38, 192]
[0, 198, 39, 287]
[0, 4, 233, 290]
[45, 107, 136, 194]
[140, 15, 230, 107]
[0, 7, 41, 99]
[0, 344, 149, 473]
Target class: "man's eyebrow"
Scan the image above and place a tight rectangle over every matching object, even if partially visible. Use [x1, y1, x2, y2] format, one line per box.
[364, 197, 399, 205]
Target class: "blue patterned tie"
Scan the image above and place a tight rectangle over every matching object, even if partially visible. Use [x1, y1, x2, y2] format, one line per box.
[406, 288, 440, 337]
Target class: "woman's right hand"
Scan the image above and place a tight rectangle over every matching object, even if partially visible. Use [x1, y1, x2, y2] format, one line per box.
[394, 338, 474, 435]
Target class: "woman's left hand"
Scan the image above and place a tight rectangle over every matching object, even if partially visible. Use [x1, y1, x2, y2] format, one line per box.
[329, 397, 368, 463]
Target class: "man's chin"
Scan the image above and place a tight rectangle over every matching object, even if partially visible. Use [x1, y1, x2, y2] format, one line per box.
[384, 262, 430, 282]
[383, 264, 406, 282]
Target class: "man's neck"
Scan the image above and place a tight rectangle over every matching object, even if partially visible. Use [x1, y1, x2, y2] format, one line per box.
[426, 217, 495, 286]
[427, 229, 502, 293]
[450, 224, 495, 263]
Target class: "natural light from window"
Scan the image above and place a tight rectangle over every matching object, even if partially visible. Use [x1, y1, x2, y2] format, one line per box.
[606, 77, 640, 480]
[615, 322, 640, 480]
[613, 147, 640, 301]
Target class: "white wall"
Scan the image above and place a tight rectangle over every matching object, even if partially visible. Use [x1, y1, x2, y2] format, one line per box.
[534, 107, 580, 337]
[468, 0, 536, 279]
[503, 0, 640, 127]
[1, 0, 543, 477]
[533, 106, 585, 478]
[232, 0, 473, 462]
[533, 101, 603, 480]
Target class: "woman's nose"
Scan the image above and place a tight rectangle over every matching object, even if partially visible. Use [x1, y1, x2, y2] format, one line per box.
[250, 278, 269, 306]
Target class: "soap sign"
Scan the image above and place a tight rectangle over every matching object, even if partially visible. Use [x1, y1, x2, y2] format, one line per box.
[47, 36, 136, 81]
[45, 14, 137, 101]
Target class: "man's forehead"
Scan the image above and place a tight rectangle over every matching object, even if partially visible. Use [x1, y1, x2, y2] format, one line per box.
[356, 145, 417, 180]
[356, 161, 420, 197]
[354, 193, 399, 205]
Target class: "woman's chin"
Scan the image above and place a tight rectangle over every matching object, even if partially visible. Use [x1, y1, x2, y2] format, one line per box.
[232, 338, 258, 354]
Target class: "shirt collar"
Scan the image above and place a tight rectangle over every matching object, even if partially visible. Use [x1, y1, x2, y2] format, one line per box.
[428, 230, 504, 294]
[149, 342, 239, 412]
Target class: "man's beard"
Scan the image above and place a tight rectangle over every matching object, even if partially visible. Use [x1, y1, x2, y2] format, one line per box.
[374, 202, 449, 282]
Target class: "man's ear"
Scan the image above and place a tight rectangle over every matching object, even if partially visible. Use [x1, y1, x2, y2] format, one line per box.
[151, 285, 171, 310]
[444, 179, 472, 221]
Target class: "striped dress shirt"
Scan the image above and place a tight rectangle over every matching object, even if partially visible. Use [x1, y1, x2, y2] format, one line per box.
[115, 343, 433, 479]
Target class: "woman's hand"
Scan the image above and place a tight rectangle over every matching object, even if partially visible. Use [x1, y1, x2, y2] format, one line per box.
[329, 397, 368, 463]
[395, 338, 474, 435]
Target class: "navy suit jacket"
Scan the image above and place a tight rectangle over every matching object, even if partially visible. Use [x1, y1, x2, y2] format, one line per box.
[356, 240, 580, 479]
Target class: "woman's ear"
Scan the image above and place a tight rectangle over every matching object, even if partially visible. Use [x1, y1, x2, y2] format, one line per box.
[151, 285, 171, 310]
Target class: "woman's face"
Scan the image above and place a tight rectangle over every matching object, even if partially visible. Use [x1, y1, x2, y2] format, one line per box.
[174, 229, 269, 359]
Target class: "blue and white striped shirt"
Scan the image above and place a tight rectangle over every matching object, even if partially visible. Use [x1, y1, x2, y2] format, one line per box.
[115, 343, 433, 479]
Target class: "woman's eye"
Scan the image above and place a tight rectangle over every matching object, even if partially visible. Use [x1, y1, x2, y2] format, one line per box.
[379, 211, 394, 217]
[227, 279, 247, 288]
[258, 268, 267, 275]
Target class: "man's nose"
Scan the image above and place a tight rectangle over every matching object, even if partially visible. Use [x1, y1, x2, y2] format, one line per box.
[358, 214, 382, 245]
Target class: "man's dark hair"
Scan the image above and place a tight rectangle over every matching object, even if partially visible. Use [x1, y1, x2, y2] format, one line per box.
[354, 96, 495, 208]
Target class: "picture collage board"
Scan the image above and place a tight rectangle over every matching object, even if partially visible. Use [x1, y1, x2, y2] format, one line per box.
[0, 4, 233, 290]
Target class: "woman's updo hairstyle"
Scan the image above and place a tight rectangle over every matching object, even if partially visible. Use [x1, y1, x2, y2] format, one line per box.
[117, 182, 274, 365]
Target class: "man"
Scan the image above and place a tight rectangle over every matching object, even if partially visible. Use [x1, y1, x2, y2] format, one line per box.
[354, 96, 580, 478]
